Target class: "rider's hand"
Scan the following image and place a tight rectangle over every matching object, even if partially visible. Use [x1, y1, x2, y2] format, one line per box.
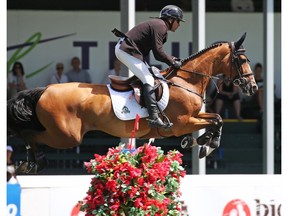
[173, 57, 182, 61]
[172, 60, 182, 69]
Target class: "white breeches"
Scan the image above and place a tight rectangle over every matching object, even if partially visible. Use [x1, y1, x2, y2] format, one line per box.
[115, 39, 154, 86]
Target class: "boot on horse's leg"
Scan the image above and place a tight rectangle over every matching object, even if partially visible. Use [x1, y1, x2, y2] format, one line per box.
[198, 120, 223, 158]
[34, 151, 49, 173]
[143, 83, 172, 128]
[196, 129, 214, 146]
[16, 145, 48, 174]
[209, 121, 223, 149]
[16, 145, 36, 174]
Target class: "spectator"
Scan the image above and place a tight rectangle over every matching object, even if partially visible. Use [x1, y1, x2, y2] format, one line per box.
[7, 145, 18, 183]
[253, 63, 264, 114]
[101, 59, 122, 84]
[215, 75, 242, 120]
[7, 61, 27, 99]
[50, 62, 68, 84]
[66, 57, 92, 83]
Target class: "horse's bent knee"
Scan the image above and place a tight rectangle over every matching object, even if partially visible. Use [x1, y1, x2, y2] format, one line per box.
[211, 115, 223, 128]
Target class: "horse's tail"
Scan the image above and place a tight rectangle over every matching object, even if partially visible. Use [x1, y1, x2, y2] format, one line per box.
[7, 87, 47, 137]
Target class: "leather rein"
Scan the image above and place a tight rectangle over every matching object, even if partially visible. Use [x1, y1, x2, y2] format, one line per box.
[162, 42, 252, 104]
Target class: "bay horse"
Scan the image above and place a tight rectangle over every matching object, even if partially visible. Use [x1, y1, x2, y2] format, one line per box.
[7, 33, 258, 174]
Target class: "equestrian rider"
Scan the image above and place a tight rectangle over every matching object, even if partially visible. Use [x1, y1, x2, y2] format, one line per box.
[115, 5, 185, 128]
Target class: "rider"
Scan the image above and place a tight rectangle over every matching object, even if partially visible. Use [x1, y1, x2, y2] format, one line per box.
[114, 5, 185, 128]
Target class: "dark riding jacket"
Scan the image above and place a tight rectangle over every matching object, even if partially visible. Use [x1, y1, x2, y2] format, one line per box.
[119, 18, 175, 66]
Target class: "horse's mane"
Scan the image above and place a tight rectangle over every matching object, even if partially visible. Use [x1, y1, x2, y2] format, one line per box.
[182, 41, 228, 63]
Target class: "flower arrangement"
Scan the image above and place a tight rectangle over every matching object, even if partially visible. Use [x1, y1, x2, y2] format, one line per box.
[81, 144, 186, 216]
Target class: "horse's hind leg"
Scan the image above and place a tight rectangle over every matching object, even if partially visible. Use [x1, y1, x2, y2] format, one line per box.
[16, 144, 38, 174]
[16, 131, 48, 174]
[180, 135, 198, 149]
[26, 144, 48, 174]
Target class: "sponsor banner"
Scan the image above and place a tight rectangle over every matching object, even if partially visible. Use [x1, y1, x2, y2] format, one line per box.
[180, 175, 282, 216]
[17, 175, 283, 216]
[7, 183, 21, 216]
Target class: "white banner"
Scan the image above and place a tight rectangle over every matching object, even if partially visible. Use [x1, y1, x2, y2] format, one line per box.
[16, 175, 284, 216]
[180, 175, 283, 216]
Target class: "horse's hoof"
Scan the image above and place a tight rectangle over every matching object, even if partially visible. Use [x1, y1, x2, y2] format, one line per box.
[181, 136, 197, 149]
[25, 162, 38, 174]
[16, 162, 37, 174]
[210, 137, 220, 149]
[199, 146, 207, 158]
[15, 161, 29, 174]
[197, 131, 213, 146]
[206, 146, 216, 157]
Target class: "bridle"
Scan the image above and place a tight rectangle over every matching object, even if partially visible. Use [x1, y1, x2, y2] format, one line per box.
[228, 41, 253, 87]
[162, 41, 253, 103]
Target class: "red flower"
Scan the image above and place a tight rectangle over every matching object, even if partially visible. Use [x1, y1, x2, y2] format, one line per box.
[84, 162, 92, 173]
[128, 186, 138, 198]
[107, 146, 121, 156]
[141, 145, 158, 163]
[169, 151, 183, 164]
[106, 178, 117, 192]
[134, 197, 144, 208]
[137, 177, 144, 186]
[81, 143, 185, 215]
[110, 200, 120, 211]
[92, 194, 104, 206]
[151, 162, 171, 180]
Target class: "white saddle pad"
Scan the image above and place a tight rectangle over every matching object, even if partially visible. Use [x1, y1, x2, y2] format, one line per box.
[107, 80, 169, 121]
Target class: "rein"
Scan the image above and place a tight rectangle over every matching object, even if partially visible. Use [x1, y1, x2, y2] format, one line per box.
[178, 68, 220, 80]
[161, 41, 253, 103]
[163, 68, 221, 104]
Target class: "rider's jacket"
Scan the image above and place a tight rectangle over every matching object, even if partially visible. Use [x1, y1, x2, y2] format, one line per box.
[119, 18, 174, 66]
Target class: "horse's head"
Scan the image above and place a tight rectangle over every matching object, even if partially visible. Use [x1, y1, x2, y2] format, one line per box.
[227, 33, 258, 96]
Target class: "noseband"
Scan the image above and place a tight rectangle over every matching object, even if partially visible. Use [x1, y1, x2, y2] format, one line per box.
[229, 42, 253, 87]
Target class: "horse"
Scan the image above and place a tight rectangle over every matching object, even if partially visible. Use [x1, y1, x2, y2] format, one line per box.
[7, 33, 258, 174]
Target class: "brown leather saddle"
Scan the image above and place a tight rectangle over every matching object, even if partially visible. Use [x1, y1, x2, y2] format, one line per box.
[109, 75, 164, 107]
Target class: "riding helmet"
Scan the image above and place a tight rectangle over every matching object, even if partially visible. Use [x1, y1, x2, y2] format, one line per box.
[160, 5, 185, 22]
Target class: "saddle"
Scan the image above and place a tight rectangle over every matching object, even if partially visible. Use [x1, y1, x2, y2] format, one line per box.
[109, 67, 165, 107]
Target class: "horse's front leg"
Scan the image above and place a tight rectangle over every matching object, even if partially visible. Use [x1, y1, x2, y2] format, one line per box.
[196, 112, 223, 158]
[176, 112, 222, 158]
[196, 112, 223, 146]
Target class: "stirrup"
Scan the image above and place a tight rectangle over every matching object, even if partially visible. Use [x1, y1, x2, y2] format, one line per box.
[147, 118, 173, 129]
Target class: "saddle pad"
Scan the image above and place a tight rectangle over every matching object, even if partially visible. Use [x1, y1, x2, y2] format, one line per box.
[107, 80, 169, 121]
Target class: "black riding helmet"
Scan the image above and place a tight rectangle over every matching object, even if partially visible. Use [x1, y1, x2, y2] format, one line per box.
[159, 5, 185, 22]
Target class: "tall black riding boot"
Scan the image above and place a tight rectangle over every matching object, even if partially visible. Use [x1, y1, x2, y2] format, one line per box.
[143, 83, 172, 128]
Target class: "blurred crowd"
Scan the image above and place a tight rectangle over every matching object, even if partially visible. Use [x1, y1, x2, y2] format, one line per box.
[7, 57, 123, 100]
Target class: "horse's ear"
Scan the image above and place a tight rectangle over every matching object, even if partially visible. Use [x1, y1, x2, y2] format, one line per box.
[234, 32, 247, 49]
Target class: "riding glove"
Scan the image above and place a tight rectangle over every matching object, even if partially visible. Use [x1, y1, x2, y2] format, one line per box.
[172, 60, 182, 69]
